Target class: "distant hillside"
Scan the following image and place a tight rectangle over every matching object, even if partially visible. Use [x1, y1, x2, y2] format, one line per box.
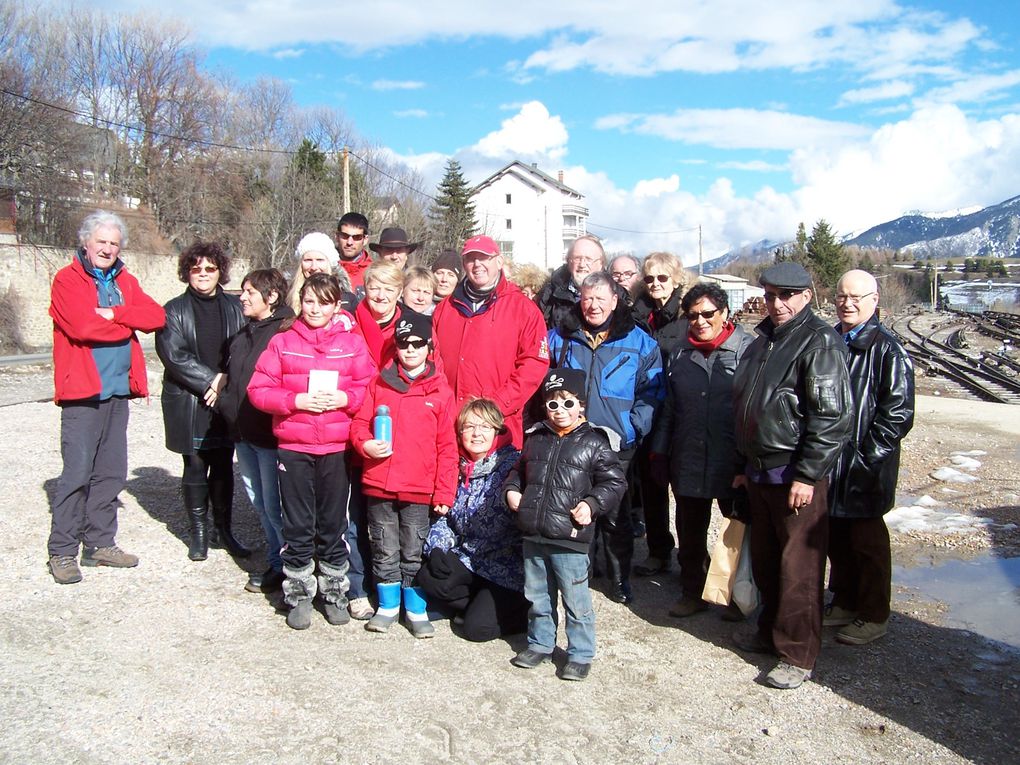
[702, 239, 783, 273]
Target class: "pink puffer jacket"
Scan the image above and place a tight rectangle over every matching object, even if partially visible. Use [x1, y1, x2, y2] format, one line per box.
[247, 314, 376, 455]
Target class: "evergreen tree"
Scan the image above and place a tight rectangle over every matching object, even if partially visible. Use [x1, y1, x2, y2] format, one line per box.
[429, 159, 477, 252]
[791, 222, 809, 265]
[805, 219, 848, 295]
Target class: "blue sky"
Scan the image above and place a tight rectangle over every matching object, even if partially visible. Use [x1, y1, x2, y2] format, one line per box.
[65, 0, 1020, 260]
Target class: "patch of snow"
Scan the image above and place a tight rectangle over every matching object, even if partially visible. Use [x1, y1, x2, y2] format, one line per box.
[915, 495, 941, 507]
[931, 466, 979, 483]
[951, 450, 988, 457]
[950, 455, 982, 469]
[886, 505, 994, 535]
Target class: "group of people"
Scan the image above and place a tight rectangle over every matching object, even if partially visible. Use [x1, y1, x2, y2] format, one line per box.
[47, 209, 914, 688]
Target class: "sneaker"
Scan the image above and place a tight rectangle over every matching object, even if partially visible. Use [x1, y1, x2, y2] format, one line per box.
[765, 661, 811, 689]
[48, 555, 82, 585]
[823, 603, 858, 627]
[732, 627, 775, 654]
[511, 648, 552, 669]
[81, 545, 138, 568]
[560, 662, 591, 681]
[348, 596, 374, 621]
[836, 618, 888, 645]
[669, 596, 708, 618]
[244, 570, 265, 593]
[634, 556, 672, 576]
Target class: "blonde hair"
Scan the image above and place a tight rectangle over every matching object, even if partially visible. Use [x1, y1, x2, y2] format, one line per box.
[404, 265, 437, 292]
[455, 398, 505, 433]
[364, 260, 405, 290]
[643, 251, 691, 293]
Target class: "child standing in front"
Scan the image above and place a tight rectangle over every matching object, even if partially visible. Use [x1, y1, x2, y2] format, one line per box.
[504, 369, 626, 680]
[351, 311, 458, 638]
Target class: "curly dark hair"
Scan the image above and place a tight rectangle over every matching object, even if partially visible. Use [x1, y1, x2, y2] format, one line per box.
[680, 282, 729, 315]
[178, 241, 232, 285]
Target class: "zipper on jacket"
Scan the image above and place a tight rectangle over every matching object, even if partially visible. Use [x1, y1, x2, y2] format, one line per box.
[739, 339, 772, 443]
[604, 354, 629, 380]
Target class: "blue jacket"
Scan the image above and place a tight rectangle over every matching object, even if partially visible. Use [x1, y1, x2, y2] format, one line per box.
[547, 304, 663, 451]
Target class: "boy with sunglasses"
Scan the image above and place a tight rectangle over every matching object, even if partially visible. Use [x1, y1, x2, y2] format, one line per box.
[504, 369, 626, 681]
[351, 311, 458, 637]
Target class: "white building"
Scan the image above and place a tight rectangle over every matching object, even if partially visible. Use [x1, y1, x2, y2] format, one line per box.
[471, 161, 588, 271]
[698, 273, 764, 311]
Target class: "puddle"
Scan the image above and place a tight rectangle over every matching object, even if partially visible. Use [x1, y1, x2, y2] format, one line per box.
[895, 553, 1020, 649]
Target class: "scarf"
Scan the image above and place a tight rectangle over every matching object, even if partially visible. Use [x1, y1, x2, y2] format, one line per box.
[688, 321, 736, 357]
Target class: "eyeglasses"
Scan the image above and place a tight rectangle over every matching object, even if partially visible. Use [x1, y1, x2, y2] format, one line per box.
[460, 423, 496, 434]
[834, 292, 876, 304]
[190, 265, 219, 274]
[763, 289, 804, 302]
[395, 337, 429, 350]
[568, 256, 599, 266]
[643, 274, 671, 284]
[545, 398, 579, 411]
[611, 270, 636, 281]
[338, 231, 366, 241]
[686, 308, 720, 321]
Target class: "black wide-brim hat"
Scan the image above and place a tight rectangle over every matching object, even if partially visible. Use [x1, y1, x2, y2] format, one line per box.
[369, 227, 420, 254]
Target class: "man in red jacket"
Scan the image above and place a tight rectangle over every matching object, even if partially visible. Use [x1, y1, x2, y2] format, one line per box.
[432, 236, 549, 448]
[47, 210, 166, 584]
[335, 212, 373, 298]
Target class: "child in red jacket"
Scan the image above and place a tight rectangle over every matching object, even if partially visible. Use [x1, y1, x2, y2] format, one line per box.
[248, 274, 375, 631]
[351, 311, 458, 638]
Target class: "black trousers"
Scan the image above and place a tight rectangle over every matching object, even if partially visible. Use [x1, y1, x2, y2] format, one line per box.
[277, 449, 350, 571]
[827, 516, 892, 623]
[590, 448, 635, 585]
[636, 443, 674, 559]
[672, 494, 733, 598]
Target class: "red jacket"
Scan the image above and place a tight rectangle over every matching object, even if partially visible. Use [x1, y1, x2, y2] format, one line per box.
[340, 252, 372, 292]
[247, 314, 375, 455]
[350, 360, 458, 507]
[50, 255, 165, 404]
[432, 276, 549, 448]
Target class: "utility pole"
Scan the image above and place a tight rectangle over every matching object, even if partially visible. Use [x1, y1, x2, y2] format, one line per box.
[342, 147, 350, 214]
[698, 224, 703, 277]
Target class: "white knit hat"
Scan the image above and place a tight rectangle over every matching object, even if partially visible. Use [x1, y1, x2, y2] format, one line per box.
[294, 232, 340, 269]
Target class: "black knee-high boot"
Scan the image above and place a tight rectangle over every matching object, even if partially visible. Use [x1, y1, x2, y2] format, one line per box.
[209, 475, 251, 558]
[182, 482, 209, 561]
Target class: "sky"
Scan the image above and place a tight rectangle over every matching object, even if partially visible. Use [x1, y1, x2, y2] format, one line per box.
[62, 0, 1020, 262]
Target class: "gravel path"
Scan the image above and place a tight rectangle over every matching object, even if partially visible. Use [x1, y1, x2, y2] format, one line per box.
[1, 388, 1018, 764]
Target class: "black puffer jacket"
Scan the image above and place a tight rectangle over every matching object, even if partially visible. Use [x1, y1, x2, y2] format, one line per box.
[829, 315, 915, 518]
[632, 287, 687, 359]
[503, 421, 626, 546]
[218, 306, 295, 448]
[156, 288, 244, 454]
[534, 264, 579, 330]
[733, 307, 852, 485]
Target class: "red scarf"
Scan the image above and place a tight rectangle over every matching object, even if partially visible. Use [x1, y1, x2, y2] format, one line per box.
[688, 321, 735, 357]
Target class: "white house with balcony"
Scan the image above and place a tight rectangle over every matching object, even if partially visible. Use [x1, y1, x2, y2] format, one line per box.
[471, 161, 588, 272]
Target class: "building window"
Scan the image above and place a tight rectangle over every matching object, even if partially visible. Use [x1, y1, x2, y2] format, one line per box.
[506, 219, 512, 230]
[505, 193, 512, 204]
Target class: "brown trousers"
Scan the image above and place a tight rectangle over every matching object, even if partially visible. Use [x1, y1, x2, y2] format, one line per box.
[748, 478, 829, 670]
[827, 516, 892, 623]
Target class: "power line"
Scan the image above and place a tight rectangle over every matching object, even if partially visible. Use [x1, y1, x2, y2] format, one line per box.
[587, 222, 702, 236]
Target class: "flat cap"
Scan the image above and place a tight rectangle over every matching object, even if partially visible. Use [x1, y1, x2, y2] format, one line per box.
[759, 262, 811, 290]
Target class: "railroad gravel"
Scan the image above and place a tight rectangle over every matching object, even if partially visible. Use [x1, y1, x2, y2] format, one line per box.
[0, 370, 1018, 763]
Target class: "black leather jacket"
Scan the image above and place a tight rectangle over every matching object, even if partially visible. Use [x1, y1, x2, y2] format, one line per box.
[503, 421, 626, 546]
[828, 315, 915, 518]
[632, 287, 687, 360]
[535, 264, 579, 330]
[733, 306, 851, 485]
[156, 288, 244, 454]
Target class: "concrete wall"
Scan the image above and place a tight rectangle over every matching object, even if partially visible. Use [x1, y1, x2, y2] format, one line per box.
[0, 243, 249, 350]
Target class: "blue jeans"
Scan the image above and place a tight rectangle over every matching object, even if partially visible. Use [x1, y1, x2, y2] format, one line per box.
[523, 540, 596, 663]
[234, 441, 283, 571]
[345, 464, 372, 600]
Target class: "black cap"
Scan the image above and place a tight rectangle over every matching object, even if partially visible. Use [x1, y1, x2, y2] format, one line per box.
[759, 262, 812, 290]
[542, 368, 586, 402]
[432, 249, 463, 276]
[394, 310, 432, 342]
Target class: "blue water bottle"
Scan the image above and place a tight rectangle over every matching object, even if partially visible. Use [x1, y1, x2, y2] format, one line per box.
[374, 405, 392, 448]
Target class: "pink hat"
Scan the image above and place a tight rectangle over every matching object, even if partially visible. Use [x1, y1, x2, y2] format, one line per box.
[461, 235, 500, 258]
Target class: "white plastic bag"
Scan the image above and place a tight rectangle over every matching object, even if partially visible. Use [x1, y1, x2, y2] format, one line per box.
[732, 531, 759, 616]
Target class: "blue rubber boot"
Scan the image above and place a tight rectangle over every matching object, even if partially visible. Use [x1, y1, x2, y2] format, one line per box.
[403, 585, 435, 639]
[366, 582, 401, 633]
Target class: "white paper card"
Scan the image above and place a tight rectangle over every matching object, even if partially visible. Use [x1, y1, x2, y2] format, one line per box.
[308, 369, 339, 393]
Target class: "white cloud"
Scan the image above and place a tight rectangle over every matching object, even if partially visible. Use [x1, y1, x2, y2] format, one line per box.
[633, 175, 680, 198]
[471, 101, 569, 162]
[718, 160, 787, 172]
[394, 109, 429, 118]
[918, 70, 1020, 106]
[371, 80, 425, 91]
[271, 48, 304, 60]
[599, 108, 869, 150]
[839, 80, 915, 106]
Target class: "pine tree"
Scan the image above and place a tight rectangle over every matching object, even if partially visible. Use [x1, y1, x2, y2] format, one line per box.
[429, 159, 477, 252]
[805, 219, 848, 295]
[791, 222, 809, 265]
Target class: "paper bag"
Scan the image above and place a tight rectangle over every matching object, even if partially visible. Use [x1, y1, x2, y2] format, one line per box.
[702, 517, 746, 606]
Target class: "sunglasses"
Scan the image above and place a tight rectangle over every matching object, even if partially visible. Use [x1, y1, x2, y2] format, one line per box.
[643, 274, 670, 284]
[545, 398, 579, 411]
[763, 289, 804, 302]
[190, 265, 219, 274]
[338, 232, 366, 241]
[687, 308, 720, 321]
[395, 337, 429, 350]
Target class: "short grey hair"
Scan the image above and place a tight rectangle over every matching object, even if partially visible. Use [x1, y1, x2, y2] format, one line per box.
[78, 210, 129, 249]
[566, 234, 606, 266]
[580, 271, 616, 294]
[608, 254, 641, 273]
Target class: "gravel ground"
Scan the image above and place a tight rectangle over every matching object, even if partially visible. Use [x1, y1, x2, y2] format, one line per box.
[1, 365, 1019, 764]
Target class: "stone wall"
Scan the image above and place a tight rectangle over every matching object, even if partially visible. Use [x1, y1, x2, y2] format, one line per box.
[0, 244, 249, 351]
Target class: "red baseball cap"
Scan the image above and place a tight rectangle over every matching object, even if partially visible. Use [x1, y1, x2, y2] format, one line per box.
[461, 235, 500, 258]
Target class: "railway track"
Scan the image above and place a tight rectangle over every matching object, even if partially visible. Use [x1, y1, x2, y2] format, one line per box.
[889, 314, 1020, 404]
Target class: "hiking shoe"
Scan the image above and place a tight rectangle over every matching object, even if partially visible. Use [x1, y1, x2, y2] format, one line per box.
[48, 555, 82, 585]
[732, 627, 775, 654]
[81, 545, 138, 568]
[511, 648, 552, 669]
[635, 556, 672, 576]
[823, 603, 858, 627]
[348, 596, 374, 621]
[765, 661, 811, 689]
[560, 662, 591, 681]
[669, 596, 708, 618]
[836, 618, 888, 645]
